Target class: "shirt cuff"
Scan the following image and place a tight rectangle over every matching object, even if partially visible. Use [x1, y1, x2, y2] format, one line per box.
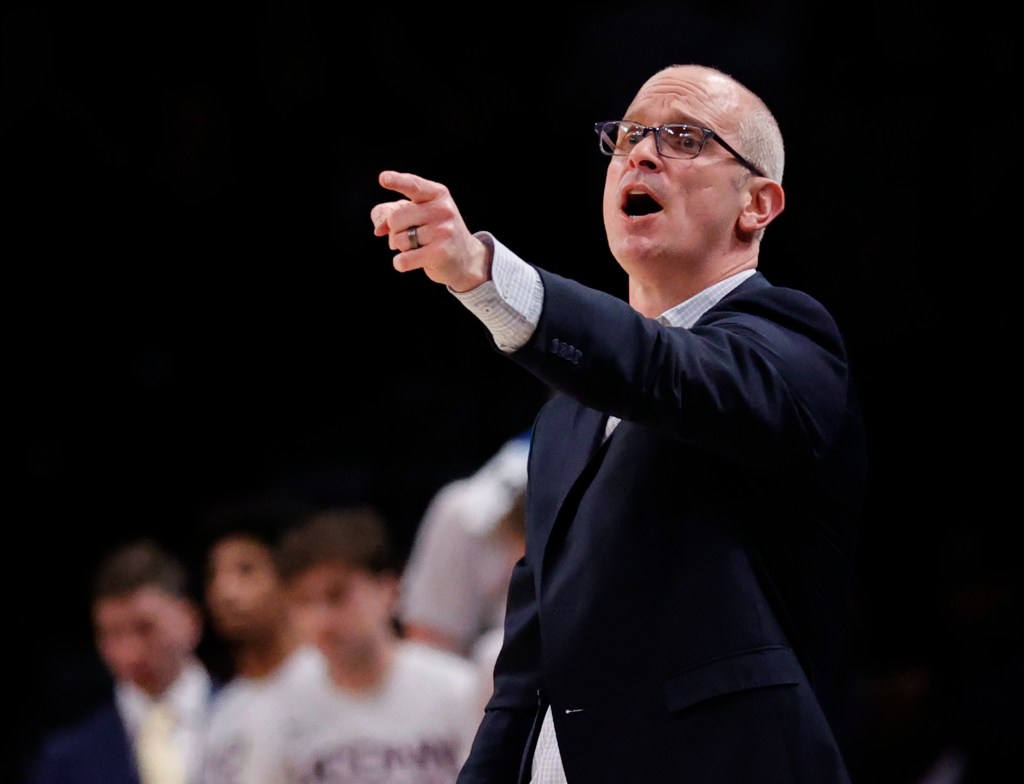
[451, 232, 543, 353]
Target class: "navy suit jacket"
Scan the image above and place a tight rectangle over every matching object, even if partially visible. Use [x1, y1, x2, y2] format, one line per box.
[27, 699, 142, 784]
[26, 676, 220, 784]
[457, 270, 868, 784]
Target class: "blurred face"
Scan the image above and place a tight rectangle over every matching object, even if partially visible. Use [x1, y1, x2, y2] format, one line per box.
[205, 535, 287, 643]
[287, 561, 397, 667]
[601, 66, 753, 277]
[93, 586, 201, 698]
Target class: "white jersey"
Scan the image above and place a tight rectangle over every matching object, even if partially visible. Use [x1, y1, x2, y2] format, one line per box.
[265, 641, 481, 784]
[200, 645, 324, 784]
[399, 433, 530, 655]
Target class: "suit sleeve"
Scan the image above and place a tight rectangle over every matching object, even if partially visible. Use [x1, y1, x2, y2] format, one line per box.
[512, 269, 854, 475]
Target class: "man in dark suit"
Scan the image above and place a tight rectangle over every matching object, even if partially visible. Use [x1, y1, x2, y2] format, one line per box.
[371, 63, 868, 784]
[27, 539, 215, 784]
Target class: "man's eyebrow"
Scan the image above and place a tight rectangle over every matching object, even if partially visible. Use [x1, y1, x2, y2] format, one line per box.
[631, 113, 706, 128]
[622, 113, 703, 127]
[666, 114, 705, 127]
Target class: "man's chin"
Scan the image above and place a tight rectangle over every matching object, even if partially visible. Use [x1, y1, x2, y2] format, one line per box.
[612, 235, 662, 267]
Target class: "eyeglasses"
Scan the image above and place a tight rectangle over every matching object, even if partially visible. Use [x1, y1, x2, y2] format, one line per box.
[594, 120, 765, 177]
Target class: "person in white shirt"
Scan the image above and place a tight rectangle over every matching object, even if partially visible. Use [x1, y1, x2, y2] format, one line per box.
[399, 431, 530, 658]
[262, 505, 481, 784]
[196, 493, 323, 784]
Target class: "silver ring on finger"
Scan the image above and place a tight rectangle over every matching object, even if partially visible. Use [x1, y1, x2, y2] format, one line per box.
[407, 225, 421, 250]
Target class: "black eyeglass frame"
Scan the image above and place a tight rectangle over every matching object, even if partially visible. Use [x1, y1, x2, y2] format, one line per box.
[594, 120, 766, 178]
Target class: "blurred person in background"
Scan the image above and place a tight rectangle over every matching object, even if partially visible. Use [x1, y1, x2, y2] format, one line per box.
[196, 493, 322, 784]
[256, 505, 481, 784]
[253, 507, 481, 781]
[399, 430, 530, 658]
[27, 538, 215, 784]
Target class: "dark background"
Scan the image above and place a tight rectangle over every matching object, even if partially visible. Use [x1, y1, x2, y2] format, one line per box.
[6, 2, 1018, 782]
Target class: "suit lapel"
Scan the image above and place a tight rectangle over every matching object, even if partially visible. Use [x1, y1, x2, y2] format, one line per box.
[533, 404, 610, 562]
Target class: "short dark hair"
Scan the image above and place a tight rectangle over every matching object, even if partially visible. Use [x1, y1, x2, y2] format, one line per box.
[276, 506, 393, 581]
[92, 538, 190, 603]
[197, 491, 310, 554]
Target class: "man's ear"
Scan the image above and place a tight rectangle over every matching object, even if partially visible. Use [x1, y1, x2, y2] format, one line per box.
[738, 178, 785, 234]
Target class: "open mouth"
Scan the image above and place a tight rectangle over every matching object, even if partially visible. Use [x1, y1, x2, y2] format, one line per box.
[623, 191, 663, 217]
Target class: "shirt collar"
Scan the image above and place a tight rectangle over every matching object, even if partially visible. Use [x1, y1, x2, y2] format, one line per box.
[657, 269, 757, 329]
[116, 660, 211, 737]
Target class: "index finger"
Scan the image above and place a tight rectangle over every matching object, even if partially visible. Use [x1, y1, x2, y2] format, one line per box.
[378, 170, 447, 204]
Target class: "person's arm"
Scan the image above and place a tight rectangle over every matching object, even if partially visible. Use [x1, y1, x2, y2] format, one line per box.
[370, 171, 542, 351]
[370, 170, 847, 469]
[449, 232, 542, 353]
[371, 170, 492, 292]
[400, 482, 486, 655]
[509, 268, 854, 473]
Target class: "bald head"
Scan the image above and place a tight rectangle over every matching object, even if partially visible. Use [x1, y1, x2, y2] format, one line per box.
[636, 65, 784, 183]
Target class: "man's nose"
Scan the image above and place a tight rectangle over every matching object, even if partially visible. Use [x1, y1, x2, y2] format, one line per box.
[627, 130, 661, 169]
